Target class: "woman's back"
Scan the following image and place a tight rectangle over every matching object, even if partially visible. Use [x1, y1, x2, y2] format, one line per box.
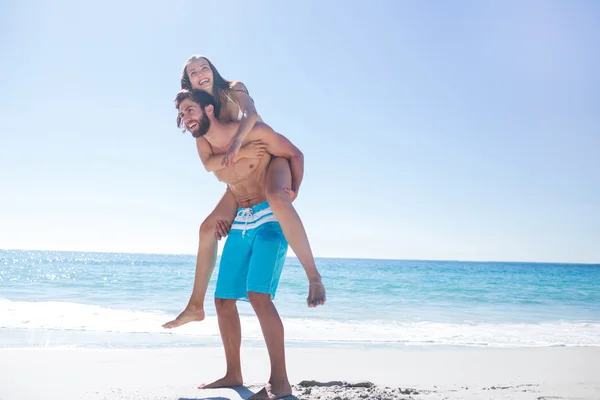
[218, 84, 263, 124]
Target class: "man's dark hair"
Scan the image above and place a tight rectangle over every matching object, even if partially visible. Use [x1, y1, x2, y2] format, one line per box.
[174, 89, 218, 129]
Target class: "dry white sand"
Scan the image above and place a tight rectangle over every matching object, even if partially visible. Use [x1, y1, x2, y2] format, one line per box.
[0, 346, 599, 399]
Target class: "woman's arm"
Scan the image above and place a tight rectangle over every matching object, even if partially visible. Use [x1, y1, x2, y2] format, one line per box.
[221, 82, 260, 167]
[196, 137, 267, 172]
[196, 137, 235, 172]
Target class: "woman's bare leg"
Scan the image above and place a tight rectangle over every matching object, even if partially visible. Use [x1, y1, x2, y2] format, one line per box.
[265, 157, 326, 307]
[163, 188, 238, 328]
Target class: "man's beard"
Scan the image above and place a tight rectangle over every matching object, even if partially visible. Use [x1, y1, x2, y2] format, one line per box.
[191, 114, 210, 138]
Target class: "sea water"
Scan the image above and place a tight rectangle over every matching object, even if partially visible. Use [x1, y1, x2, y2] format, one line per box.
[1, 249, 599, 349]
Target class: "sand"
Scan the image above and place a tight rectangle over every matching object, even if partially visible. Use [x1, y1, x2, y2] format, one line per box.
[0, 346, 599, 399]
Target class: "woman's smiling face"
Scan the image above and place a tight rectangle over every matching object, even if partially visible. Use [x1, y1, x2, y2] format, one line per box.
[186, 58, 214, 93]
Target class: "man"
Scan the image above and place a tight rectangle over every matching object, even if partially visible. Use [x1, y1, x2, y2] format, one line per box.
[173, 88, 325, 400]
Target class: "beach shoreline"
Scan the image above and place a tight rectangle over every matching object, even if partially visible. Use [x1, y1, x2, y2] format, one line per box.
[1, 346, 598, 399]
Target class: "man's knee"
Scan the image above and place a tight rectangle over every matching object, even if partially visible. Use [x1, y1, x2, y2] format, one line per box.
[214, 298, 237, 315]
[247, 291, 273, 310]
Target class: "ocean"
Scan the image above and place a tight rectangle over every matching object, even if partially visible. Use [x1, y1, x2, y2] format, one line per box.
[1, 249, 599, 349]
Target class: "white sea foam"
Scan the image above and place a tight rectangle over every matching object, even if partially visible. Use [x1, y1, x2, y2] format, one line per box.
[1, 298, 599, 347]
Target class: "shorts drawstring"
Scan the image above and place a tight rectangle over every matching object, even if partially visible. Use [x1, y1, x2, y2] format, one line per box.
[239, 207, 254, 238]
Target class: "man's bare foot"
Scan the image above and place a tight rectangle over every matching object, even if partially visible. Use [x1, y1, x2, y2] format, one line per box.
[198, 374, 243, 389]
[248, 382, 292, 399]
[307, 280, 326, 308]
[162, 305, 205, 329]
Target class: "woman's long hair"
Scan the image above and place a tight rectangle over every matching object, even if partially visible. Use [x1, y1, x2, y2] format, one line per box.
[180, 55, 233, 119]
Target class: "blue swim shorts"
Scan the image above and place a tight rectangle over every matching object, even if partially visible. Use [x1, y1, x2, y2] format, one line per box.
[215, 201, 289, 301]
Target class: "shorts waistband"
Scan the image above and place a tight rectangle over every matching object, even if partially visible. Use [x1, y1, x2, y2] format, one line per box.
[232, 201, 278, 235]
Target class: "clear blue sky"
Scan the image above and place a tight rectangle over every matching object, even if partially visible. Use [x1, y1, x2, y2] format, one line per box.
[1, 0, 599, 263]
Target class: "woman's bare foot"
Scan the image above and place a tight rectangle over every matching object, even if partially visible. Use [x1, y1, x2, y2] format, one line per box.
[248, 382, 292, 399]
[307, 280, 326, 308]
[198, 373, 243, 389]
[162, 305, 205, 329]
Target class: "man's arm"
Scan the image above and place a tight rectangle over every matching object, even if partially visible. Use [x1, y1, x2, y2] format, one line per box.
[252, 123, 304, 193]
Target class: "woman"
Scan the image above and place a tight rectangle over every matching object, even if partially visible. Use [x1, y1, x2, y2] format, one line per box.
[163, 55, 325, 329]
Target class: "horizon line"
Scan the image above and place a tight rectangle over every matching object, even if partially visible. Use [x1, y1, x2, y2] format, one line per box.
[1, 248, 599, 266]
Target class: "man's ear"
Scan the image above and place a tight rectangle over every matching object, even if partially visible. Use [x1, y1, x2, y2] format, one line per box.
[205, 104, 215, 117]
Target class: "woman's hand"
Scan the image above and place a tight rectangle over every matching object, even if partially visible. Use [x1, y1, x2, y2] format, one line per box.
[222, 139, 243, 167]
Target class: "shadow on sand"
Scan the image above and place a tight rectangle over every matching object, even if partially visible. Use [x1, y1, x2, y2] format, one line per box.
[181, 398, 229, 400]
[179, 385, 302, 400]
[180, 385, 256, 400]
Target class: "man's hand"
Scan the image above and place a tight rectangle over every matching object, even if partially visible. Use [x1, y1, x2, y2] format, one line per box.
[215, 219, 231, 240]
[222, 139, 242, 167]
[223, 140, 267, 166]
[283, 187, 298, 202]
[241, 141, 268, 160]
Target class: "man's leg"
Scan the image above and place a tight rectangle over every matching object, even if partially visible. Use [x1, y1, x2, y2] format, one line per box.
[198, 297, 243, 388]
[245, 220, 291, 399]
[199, 224, 251, 389]
[247, 292, 291, 399]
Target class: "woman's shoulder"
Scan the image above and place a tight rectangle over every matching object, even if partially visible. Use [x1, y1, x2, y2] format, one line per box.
[228, 80, 249, 94]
